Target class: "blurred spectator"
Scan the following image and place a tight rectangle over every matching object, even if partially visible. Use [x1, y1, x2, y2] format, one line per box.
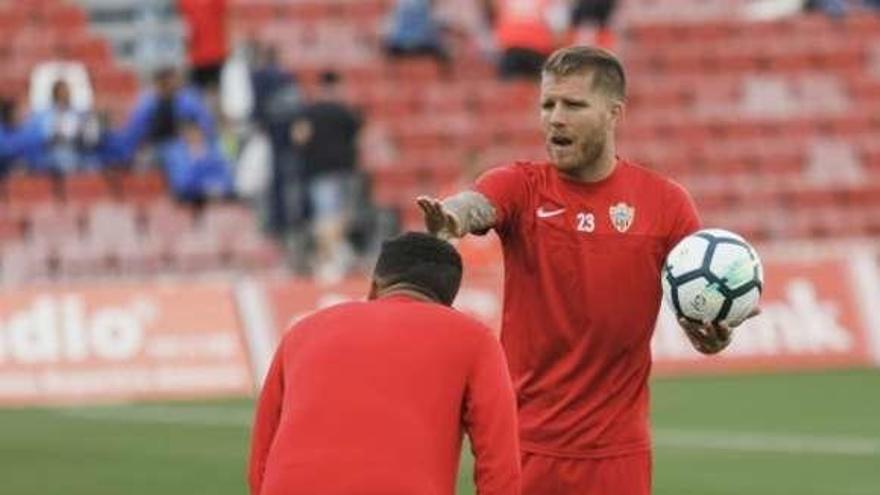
[234, 124, 272, 201]
[0, 98, 17, 175]
[27, 80, 103, 174]
[804, 0, 880, 14]
[249, 42, 297, 130]
[746, 0, 810, 19]
[434, 0, 497, 58]
[570, 0, 618, 49]
[228, 42, 296, 207]
[259, 76, 307, 239]
[29, 62, 94, 114]
[804, 0, 848, 15]
[291, 71, 363, 282]
[383, 0, 450, 66]
[92, 111, 128, 168]
[161, 118, 234, 204]
[490, 0, 570, 80]
[0, 97, 43, 176]
[219, 42, 254, 124]
[178, 0, 228, 94]
[122, 66, 216, 165]
[236, 42, 305, 252]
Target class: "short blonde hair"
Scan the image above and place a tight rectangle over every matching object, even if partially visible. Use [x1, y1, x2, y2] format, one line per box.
[542, 46, 626, 102]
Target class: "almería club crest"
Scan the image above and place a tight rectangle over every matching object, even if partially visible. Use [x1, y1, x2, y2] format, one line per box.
[609, 202, 635, 233]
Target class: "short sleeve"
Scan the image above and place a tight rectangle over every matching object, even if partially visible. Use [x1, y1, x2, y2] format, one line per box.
[473, 163, 529, 232]
[665, 180, 702, 253]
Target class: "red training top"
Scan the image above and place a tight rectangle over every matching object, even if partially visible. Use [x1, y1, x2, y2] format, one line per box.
[495, 0, 558, 55]
[248, 294, 521, 495]
[178, 0, 228, 66]
[474, 159, 700, 458]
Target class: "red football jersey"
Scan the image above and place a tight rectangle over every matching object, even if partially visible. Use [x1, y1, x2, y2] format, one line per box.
[178, 0, 228, 65]
[248, 295, 521, 495]
[474, 159, 700, 457]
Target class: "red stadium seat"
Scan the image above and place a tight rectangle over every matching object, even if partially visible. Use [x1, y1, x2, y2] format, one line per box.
[865, 207, 880, 236]
[62, 173, 115, 207]
[200, 204, 257, 249]
[4, 175, 58, 210]
[26, 202, 83, 246]
[57, 236, 110, 279]
[45, 4, 87, 29]
[1, 240, 52, 284]
[86, 201, 140, 249]
[68, 38, 114, 65]
[118, 170, 167, 205]
[0, 6, 27, 32]
[114, 236, 165, 275]
[91, 67, 139, 96]
[171, 230, 224, 273]
[230, 232, 283, 270]
[143, 199, 196, 247]
[0, 211, 22, 243]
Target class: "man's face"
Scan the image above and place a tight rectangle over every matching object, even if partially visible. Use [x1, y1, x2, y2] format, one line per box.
[53, 83, 71, 108]
[157, 72, 179, 97]
[182, 123, 204, 150]
[540, 71, 621, 175]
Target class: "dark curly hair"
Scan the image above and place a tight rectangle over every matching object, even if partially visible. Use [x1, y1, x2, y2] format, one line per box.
[373, 232, 463, 306]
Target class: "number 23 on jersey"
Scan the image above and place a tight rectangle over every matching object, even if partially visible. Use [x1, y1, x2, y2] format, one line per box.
[576, 212, 595, 233]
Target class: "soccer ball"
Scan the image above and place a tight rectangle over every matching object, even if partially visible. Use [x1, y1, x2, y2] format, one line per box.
[662, 229, 763, 326]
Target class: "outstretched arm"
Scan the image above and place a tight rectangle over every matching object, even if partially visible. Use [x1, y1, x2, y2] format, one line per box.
[417, 191, 497, 240]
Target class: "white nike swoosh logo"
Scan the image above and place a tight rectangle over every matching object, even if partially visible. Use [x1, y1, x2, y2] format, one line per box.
[536, 207, 566, 218]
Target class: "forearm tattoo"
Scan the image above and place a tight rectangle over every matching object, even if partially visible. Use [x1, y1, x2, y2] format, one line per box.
[442, 191, 497, 234]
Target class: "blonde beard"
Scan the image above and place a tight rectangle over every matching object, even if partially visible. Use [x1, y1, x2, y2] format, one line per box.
[552, 134, 607, 179]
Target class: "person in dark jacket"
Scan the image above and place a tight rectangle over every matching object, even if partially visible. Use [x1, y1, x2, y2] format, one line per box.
[290, 70, 363, 282]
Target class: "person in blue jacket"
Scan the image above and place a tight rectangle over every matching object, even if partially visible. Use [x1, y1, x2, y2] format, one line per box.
[25, 80, 104, 174]
[0, 97, 44, 176]
[160, 117, 233, 204]
[121, 66, 216, 165]
[383, 0, 449, 65]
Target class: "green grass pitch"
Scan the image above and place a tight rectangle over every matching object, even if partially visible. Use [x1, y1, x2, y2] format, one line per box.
[1, 369, 877, 494]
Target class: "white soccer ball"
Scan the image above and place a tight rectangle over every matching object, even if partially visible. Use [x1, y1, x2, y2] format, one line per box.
[662, 228, 763, 327]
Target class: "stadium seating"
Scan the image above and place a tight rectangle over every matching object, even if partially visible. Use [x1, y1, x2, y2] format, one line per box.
[4, 175, 58, 210]
[228, 1, 876, 241]
[2, 0, 879, 284]
[62, 172, 115, 207]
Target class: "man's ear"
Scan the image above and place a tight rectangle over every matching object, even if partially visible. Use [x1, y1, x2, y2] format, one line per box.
[609, 100, 624, 126]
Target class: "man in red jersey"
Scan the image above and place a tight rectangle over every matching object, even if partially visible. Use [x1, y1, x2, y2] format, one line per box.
[248, 232, 521, 495]
[417, 46, 756, 494]
[178, 0, 228, 92]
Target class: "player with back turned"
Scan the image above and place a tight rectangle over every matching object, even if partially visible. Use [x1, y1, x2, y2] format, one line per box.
[248, 232, 521, 495]
[418, 46, 757, 494]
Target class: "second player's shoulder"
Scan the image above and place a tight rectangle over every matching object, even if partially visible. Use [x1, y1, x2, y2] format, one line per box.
[280, 300, 367, 340]
[427, 304, 500, 346]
